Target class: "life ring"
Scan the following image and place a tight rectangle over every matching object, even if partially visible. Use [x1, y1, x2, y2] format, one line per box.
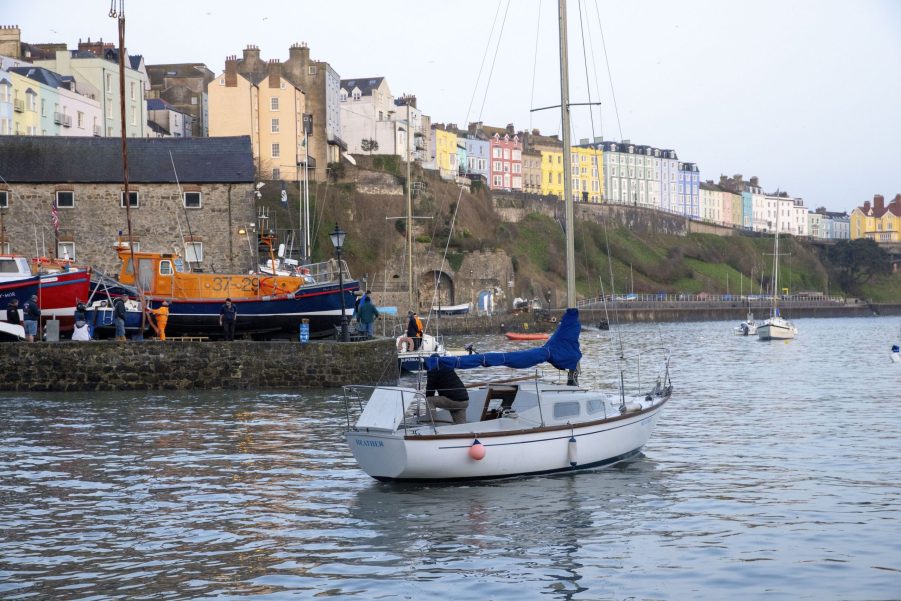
[550, 316, 558, 323]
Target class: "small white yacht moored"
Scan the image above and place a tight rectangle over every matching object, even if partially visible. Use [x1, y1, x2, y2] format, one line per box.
[344, 310, 672, 482]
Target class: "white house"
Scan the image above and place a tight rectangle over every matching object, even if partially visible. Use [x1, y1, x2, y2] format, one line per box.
[339, 77, 411, 158]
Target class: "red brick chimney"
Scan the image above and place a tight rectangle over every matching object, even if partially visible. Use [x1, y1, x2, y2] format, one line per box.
[873, 194, 885, 212]
[863, 200, 871, 213]
[78, 37, 113, 56]
[268, 59, 281, 88]
[224, 55, 238, 87]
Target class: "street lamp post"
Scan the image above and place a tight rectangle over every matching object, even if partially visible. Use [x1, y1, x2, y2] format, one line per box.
[329, 223, 349, 342]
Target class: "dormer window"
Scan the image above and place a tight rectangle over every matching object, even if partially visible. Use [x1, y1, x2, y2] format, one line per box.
[352, 88, 361, 100]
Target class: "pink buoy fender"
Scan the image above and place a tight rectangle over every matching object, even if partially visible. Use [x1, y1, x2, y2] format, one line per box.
[469, 439, 486, 461]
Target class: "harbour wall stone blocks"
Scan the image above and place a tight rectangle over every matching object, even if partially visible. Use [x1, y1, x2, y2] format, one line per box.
[0, 338, 399, 392]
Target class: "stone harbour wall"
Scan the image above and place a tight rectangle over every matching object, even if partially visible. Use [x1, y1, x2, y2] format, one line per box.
[0, 338, 399, 392]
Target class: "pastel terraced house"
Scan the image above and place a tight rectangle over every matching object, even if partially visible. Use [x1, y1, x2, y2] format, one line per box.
[209, 53, 307, 181]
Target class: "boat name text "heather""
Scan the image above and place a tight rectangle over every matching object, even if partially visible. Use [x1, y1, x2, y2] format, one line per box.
[355, 439, 384, 448]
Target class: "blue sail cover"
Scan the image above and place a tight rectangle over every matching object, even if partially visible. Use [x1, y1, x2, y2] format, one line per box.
[425, 308, 582, 371]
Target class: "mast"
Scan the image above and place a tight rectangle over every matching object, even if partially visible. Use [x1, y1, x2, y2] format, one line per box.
[558, 0, 576, 308]
[772, 209, 779, 316]
[406, 103, 413, 308]
[559, 0, 578, 386]
[110, 1, 139, 295]
[303, 119, 311, 262]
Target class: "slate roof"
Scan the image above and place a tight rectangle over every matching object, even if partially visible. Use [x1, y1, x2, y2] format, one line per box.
[147, 98, 174, 111]
[0, 136, 254, 184]
[146, 121, 169, 136]
[8, 66, 67, 88]
[339, 77, 385, 97]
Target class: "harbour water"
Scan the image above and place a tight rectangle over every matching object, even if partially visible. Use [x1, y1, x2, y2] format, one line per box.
[1, 316, 900, 600]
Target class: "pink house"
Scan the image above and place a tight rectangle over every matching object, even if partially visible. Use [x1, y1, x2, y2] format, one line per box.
[488, 132, 522, 191]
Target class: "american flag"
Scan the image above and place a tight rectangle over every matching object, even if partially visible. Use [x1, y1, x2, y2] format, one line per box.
[51, 201, 60, 234]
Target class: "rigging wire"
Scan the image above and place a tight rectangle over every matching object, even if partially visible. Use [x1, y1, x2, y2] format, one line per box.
[527, 0, 543, 135]
[168, 151, 198, 269]
[476, 0, 512, 122]
[591, 0, 623, 140]
[582, 0, 605, 138]
[423, 185, 467, 337]
[576, 1, 598, 140]
[463, 0, 505, 127]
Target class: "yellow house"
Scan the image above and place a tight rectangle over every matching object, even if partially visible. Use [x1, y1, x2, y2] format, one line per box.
[571, 146, 603, 203]
[209, 57, 306, 180]
[540, 150, 564, 199]
[850, 194, 901, 243]
[7, 71, 40, 135]
[432, 126, 458, 176]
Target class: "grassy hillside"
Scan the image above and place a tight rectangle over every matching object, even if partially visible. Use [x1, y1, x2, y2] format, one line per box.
[255, 165, 898, 303]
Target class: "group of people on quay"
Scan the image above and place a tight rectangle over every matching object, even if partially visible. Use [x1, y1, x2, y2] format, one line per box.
[7, 297, 239, 342]
[4, 296, 41, 343]
[6, 287, 425, 344]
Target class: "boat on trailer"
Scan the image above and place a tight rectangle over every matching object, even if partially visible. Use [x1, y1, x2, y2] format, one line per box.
[0, 254, 91, 334]
[113, 241, 358, 339]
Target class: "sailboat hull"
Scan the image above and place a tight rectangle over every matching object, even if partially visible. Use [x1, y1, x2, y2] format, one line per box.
[345, 382, 668, 482]
[757, 318, 797, 340]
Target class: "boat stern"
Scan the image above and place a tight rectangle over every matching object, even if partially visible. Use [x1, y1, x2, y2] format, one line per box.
[345, 431, 409, 480]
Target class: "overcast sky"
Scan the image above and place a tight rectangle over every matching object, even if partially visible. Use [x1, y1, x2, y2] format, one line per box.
[7, 0, 901, 212]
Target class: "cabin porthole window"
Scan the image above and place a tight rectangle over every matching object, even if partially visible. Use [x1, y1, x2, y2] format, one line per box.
[553, 401, 581, 419]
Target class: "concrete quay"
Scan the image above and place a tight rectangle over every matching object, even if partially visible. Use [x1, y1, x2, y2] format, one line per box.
[0, 337, 399, 392]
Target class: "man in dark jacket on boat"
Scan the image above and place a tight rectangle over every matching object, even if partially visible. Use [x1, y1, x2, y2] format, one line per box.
[425, 364, 469, 424]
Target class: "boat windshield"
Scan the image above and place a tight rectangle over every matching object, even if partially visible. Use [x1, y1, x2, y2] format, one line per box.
[173, 259, 186, 273]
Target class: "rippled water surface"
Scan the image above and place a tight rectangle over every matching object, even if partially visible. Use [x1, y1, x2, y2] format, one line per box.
[1, 317, 900, 600]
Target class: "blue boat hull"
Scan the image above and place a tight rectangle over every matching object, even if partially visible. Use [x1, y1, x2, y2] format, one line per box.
[145, 279, 360, 339]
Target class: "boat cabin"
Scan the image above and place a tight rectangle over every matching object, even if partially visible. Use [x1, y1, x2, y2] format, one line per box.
[115, 244, 313, 300]
[0, 255, 32, 282]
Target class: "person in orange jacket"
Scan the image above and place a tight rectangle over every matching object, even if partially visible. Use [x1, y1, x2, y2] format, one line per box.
[150, 300, 170, 340]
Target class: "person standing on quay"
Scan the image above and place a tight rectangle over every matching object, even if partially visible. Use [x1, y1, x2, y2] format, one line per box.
[6, 298, 21, 327]
[113, 296, 127, 341]
[356, 296, 380, 339]
[150, 300, 170, 341]
[220, 298, 237, 341]
[23, 295, 40, 342]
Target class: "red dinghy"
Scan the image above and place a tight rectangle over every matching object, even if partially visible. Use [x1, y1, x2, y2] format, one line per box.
[505, 332, 550, 341]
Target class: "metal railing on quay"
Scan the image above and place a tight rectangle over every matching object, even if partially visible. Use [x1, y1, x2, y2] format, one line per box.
[576, 293, 849, 307]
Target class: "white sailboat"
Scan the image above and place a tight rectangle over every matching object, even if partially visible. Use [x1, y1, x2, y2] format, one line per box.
[757, 214, 797, 341]
[342, 0, 672, 482]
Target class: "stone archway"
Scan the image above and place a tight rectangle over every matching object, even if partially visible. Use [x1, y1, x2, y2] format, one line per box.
[419, 270, 455, 308]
